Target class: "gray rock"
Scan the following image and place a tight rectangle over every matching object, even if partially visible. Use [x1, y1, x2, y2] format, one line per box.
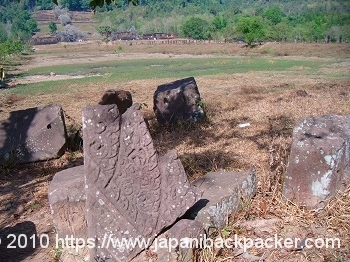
[0, 104, 67, 164]
[153, 77, 205, 126]
[283, 115, 350, 208]
[48, 165, 87, 239]
[82, 103, 200, 262]
[99, 89, 133, 114]
[186, 168, 257, 229]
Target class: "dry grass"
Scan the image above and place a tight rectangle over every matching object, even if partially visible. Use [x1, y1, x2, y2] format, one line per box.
[0, 42, 349, 261]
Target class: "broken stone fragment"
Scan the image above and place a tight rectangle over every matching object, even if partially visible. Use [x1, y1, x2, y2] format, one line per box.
[283, 114, 350, 208]
[99, 89, 133, 114]
[0, 104, 67, 164]
[186, 168, 257, 229]
[153, 77, 205, 126]
[48, 165, 87, 239]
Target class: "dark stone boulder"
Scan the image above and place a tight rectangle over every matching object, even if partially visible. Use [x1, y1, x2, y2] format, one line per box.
[283, 115, 350, 208]
[0, 104, 67, 164]
[153, 77, 205, 126]
[99, 89, 133, 114]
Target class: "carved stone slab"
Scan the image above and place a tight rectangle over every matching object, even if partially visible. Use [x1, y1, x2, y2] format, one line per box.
[83, 104, 200, 262]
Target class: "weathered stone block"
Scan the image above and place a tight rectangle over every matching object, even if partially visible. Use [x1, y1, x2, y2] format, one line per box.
[153, 77, 205, 126]
[283, 115, 350, 208]
[134, 219, 205, 262]
[99, 89, 133, 114]
[83, 103, 200, 262]
[0, 104, 67, 164]
[186, 168, 257, 229]
[48, 165, 87, 239]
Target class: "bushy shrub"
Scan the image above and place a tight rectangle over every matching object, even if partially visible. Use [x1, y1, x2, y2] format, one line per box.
[59, 14, 71, 26]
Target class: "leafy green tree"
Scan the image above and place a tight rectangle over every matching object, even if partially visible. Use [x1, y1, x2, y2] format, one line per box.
[236, 16, 265, 45]
[0, 24, 7, 42]
[98, 25, 112, 39]
[181, 17, 211, 40]
[10, 10, 38, 40]
[0, 39, 24, 60]
[212, 15, 227, 31]
[263, 6, 284, 25]
[35, 0, 53, 10]
[49, 21, 57, 34]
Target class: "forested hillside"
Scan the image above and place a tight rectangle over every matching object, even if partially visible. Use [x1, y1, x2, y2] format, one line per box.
[1, 0, 350, 54]
[93, 0, 350, 43]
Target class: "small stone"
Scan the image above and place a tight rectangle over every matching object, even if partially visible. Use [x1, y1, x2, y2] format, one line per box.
[99, 89, 133, 114]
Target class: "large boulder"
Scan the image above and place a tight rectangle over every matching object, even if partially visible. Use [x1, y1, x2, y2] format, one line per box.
[82, 103, 201, 262]
[48, 165, 87, 239]
[0, 104, 67, 164]
[283, 115, 350, 208]
[99, 89, 133, 114]
[153, 77, 205, 126]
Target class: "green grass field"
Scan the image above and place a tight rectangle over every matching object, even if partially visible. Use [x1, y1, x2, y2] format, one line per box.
[10, 57, 326, 95]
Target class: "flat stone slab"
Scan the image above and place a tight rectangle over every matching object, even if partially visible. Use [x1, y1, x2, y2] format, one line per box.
[0, 103, 67, 164]
[186, 168, 257, 229]
[48, 165, 87, 239]
[283, 115, 350, 208]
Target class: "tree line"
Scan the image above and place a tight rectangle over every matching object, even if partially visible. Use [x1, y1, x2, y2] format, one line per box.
[1, 0, 349, 59]
[0, 0, 39, 59]
[94, 0, 349, 45]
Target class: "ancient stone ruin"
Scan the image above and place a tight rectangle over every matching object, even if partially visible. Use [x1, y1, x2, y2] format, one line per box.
[82, 103, 201, 261]
[283, 114, 350, 208]
[0, 104, 67, 164]
[153, 77, 205, 126]
[48, 100, 256, 262]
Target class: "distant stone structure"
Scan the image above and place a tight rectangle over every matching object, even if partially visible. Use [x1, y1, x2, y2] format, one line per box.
[283, 115, 350, 208]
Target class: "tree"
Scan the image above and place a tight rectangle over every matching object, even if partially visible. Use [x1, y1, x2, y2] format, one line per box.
[263, 6, 284, 25]
[51, 0, 138, 10]
[49, 21, 57, 34]
[98, 25, 112, 41]
[212, 15, 227, 31]
[181, 17, 211, 40]
[236, 16, 265, 46]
